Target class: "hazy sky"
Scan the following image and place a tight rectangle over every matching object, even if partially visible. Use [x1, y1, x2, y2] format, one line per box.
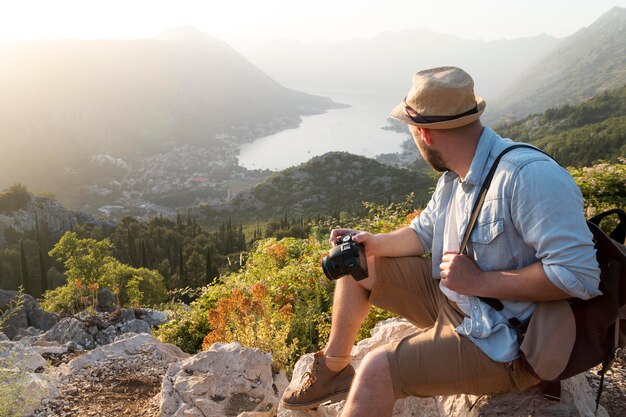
[1, 0, 625, 48]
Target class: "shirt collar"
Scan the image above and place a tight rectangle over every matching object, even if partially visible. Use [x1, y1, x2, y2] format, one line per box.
[463, 127, 497, 187]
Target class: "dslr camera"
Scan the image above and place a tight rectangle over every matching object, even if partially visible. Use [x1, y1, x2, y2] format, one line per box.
[322, 233, 368, 281]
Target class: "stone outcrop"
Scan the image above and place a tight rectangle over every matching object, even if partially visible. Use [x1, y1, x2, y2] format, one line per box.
[0, 339, 59, 417]
[278, 318, 610, 417]
[0, 193, 99, 246]
[68, 333, 188, 372]
[0, 290, 58, 339]
[159, 342, 289, 417]
[40, 307, 166, 350]
[31, 333, 188, 417]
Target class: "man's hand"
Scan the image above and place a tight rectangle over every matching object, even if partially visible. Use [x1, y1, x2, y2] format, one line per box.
[329, 228, 379, 256]
[330, 227, 424, 258]
[439, 252, 484, 296]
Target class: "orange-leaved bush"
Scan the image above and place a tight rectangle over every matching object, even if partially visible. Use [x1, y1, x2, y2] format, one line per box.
[202, 283, 298, 373]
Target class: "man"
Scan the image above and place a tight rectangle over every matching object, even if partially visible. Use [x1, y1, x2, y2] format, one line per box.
[280, 66, 601, 416]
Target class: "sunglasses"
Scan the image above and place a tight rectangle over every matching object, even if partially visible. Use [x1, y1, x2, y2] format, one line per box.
[403, 97, 478, 124]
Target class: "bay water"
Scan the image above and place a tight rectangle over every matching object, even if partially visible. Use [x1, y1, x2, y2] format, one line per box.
[237, 89, 411, 170]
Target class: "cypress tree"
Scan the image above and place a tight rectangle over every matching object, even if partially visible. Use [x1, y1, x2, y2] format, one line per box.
[19, 240, 31, 295]
[38, 246, 48, 293]
[127, 228, 137, 266]
[205, 248, 213, 285]
[140, 240, 148, 268]
[178, 244, 185, 286]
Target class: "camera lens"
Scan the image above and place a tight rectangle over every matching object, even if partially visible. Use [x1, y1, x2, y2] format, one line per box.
[321, 255, 339, 280]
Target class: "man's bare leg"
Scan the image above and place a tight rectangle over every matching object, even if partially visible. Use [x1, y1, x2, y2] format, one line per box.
[341, 348, 395, 417]
[280, 257, 379, 410]
[323, 257, 377, 358]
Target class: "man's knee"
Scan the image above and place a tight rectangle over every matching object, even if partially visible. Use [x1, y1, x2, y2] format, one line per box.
[350, 255, 378, 291]
[357, 347, 392, 385]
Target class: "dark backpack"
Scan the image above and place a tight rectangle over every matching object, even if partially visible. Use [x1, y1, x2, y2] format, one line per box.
[539, 208, 626, 405]
[462, 145, 626, 408]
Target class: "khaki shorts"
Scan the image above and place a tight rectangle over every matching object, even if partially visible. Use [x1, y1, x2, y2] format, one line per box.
[369, 256, 540, 399]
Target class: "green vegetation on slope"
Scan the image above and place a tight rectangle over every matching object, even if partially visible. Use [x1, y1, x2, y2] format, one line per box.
[497, 84, 626, 166]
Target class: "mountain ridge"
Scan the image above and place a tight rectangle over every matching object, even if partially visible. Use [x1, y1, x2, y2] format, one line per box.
[486, 6, 626, 124]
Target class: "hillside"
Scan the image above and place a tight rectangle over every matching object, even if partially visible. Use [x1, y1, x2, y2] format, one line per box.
[0, 27, 340, 210]
[202, 152, 435, 223]
[487, 7, 626, 124]
[496, 84, 626, 166]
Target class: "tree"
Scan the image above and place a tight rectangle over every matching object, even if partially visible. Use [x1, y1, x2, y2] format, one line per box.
[19, 240, 32, 295]
[186, 251, 204, 287]
[49, 232, 113, 288]
[38, 246, 48, 294]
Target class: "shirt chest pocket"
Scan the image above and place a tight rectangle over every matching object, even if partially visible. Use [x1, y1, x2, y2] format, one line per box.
[470, 219, 504, 244]
[469, 218, 511, 271]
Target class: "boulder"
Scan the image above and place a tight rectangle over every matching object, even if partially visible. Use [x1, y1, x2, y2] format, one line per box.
[0, 340, 47, 372]
[0, 368, 59, 417]
[44, 317, 95, 349]
[121, 308, 136, 322]
[123, 318, 152, 335]
[96, 287, 117, 312]
[278, 318, 609, 417]
[0, 290, 58, 340]
[137, 308, 169, 327]
[159, 342, 288, 417]
[68, 333, 188, 372]
[24, 297, 57, 331]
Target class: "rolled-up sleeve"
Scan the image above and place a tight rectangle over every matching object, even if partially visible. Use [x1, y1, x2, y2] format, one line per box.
[510, 160, 601, 299]
[409, 177, 445, 254]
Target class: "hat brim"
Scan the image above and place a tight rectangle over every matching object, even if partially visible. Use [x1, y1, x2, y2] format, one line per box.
[389, 96, 486, 129]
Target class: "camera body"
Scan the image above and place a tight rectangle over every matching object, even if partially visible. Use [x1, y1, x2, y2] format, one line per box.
[322, 234, 368, 281]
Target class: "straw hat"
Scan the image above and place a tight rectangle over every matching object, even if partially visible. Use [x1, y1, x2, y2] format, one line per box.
[390, 66, 486, 129]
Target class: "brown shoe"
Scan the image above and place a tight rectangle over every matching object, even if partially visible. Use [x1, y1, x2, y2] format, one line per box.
[281, 351, 355, 410]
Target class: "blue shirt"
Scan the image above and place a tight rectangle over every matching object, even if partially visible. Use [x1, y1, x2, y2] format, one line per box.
[409, 127, 601, 362]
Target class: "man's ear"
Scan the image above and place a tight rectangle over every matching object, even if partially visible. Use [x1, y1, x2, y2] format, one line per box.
[419, 127, 433, 146]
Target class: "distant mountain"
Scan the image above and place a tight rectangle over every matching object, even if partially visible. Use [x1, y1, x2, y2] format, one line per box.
[201, 152, 435, 223]
[497, 84, 626, 166]
[487, 7, 626, 124]
[244, 29, 560, 102]
[0, 27, 339, 203]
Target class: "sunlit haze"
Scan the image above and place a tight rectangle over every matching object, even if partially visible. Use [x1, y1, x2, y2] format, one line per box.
[1, 0, 625, 49]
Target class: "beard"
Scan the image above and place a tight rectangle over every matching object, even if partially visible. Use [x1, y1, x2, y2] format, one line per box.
[415, 135, 450, 172]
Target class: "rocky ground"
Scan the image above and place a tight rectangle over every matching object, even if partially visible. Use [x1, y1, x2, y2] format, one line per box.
[587, 351, 626, 417]
[30, 339, 625, 417]
[34, 352, 164, 416]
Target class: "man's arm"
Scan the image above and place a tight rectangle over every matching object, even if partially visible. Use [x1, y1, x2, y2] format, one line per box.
[330, 227, 425, 258]
[439, 253, 570, 301]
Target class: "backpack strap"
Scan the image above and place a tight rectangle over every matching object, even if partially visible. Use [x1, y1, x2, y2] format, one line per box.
[460, 144, 550, 311]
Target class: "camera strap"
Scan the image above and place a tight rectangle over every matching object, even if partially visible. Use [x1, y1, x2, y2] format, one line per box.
[459, 144, 551, 311]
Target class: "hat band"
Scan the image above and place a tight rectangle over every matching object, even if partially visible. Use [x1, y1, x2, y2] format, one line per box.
[403, 97, 478, 124]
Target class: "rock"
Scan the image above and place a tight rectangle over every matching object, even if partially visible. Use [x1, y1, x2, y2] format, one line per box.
[24, 297, 58, 331]
[137, 308, 168, 327]
[96, 288, 117, 312]
[94, 325, 117, 346]
[0, 290, 58, 340]
[14, 326, 44, 341]
[0, 340, 47, 372]
[0, 332, 8, 341]
[278, 319, 609, 417]
[68, 333, 188, 372]
[123, 318, 152, 335]
[159, 342, 283, 417]
[0, 290, 30, 339]
[121, 308, 136, 322]
[44, 317, 95, 349]
[0, 368, 59, 416]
